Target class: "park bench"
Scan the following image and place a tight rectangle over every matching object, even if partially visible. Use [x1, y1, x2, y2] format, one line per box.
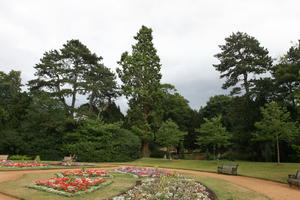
[217, 164, 239, 175]
[63, 156, 72, 162]
[288, 170, 300, 187]
[0, 155, 9, 160]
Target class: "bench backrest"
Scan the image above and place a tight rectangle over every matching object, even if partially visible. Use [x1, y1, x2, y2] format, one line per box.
[63, 156, 72, 162]
[223, 165, 234, 170]
[222, 165, 238, 170]
[296, 170, 300, 179]
[0, 155, 8, 160]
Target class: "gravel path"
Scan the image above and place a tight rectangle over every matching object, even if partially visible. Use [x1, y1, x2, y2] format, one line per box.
[163, 168, 300, 200]
[0, 166, 299, 200]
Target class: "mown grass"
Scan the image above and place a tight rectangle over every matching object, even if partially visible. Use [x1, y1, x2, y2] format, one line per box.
[112, 158, 300, 183]
[185, 173, 270, 200]
[0, 171, 136, 200]
[0, 170, 269, 200]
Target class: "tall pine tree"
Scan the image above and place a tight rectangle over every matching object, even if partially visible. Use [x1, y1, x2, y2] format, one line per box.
[214, 32, 272, 96]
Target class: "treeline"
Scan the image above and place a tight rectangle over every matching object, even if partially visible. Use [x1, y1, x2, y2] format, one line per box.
[0, 26, 299, 163]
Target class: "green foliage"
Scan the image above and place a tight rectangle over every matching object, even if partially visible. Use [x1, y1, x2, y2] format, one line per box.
[158, 84, 193, 131]
[9, 155, 32, 160]
[150, 150, 167, 158]
[253, 102, 298, 163]
[100, 102, 124, 123]
[34, 155, 41, 162]
[272, 43, 300, 109]
[156, 120, 187, 149]
[196, 116, 232, 160]
[117, 25, 162, 156]
[19, 94, 71, 160]
[214, 32, 272, 95]
[0, 70, 30, 129]
[29, 39, 118, 117]
[63, 120, 141, 162]
[199, 95, 232, 120]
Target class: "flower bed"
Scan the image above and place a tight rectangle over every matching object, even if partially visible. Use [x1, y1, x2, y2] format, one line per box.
[61, 169, 110, 177]
[112, 176, 216, 200]
[28, 177, 112, 197]
[51, 162, 95, 167]
[115, 167, 173, 178]
[3, 162, 48, 168]
[0, 159, 11, 163]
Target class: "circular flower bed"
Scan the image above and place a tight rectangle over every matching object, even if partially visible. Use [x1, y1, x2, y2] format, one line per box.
[62, 169, 109, 177]
[116, 167, 173, 177]
[113, 175, 216, 200]
[3, 162, 48, 168]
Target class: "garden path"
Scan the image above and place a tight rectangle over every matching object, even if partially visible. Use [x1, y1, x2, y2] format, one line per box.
[166, 168, 300, 200]
[0, 166, 299, 200]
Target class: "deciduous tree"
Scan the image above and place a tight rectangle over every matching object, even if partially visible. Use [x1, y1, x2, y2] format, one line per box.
[156, 120, 187, 159]
[254, 101, 297, 164]
[196, 116, 231, 160]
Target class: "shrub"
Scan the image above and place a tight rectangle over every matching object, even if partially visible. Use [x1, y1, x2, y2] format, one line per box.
[34, 155, 41, 162]
[150, 150, 167, 158]
[63, 120, 141, 162]
[221, 150, 252, 161]
[9, 155, 32, 160]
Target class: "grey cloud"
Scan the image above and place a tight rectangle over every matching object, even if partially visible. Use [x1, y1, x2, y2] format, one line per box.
[0, 0, 299, 112]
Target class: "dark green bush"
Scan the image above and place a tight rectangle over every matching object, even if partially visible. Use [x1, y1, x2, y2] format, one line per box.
[150, 150, 167, 158]
[221, 150, 252, 161]
[9, 155, 32, 160]
[63, 120, 141, 162]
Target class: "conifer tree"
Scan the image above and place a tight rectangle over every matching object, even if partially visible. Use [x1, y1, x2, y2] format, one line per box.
[117, 26, 162, 156]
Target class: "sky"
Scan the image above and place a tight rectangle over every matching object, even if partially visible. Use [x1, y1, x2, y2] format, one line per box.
[0, 0, 299, 113]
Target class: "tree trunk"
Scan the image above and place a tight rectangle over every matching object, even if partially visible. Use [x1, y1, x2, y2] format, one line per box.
[213, 145, 216, 160]
[243, 73, 250, 96]
[89, 93, 94, 113]
[141, 142, 150, 157]
[276, 134, 280, 165]
[71, 74, 78, 117]
[168, 148, 172, 160]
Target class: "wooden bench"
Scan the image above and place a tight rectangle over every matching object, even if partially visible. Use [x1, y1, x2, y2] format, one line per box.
[0, 155, 9, 160]
[63, 156, 72, 162]
[217, 164, 238, 175]
[288, 170, 300, 187]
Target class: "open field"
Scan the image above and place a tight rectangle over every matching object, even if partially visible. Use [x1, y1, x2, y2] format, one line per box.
[112, 158, 300, 183]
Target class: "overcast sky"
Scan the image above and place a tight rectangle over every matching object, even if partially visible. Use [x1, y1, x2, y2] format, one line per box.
[0, 0, 299, 112]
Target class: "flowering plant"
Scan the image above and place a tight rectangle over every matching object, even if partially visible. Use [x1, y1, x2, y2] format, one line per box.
[36, 177, 105, 192]
[116, 167, 173, 177]
[113, 175, 215, 200]
[62, 169, 109, 177]
[28, 177, 112, 197]
[3, 162, 48, 168]
[51, 162, 94, 166]
[0, 159, 11, 163]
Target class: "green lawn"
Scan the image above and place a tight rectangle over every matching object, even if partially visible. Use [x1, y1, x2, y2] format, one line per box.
[112, 158, 300, 183]
[0, 170, 269, 200]
[0, 171, 136, 200]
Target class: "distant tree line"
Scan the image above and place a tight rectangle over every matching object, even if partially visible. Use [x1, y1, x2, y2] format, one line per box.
[0, 26, 299, 163]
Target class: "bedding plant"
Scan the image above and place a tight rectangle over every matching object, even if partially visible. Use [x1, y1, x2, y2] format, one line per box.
[112, 174, 216, 200]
